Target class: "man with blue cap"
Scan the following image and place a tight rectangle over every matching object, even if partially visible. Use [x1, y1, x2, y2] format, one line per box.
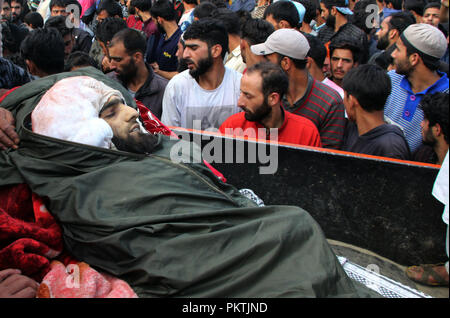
[318, 0, 368, 63]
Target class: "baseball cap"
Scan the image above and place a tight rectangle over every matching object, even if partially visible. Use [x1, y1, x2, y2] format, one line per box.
[324, 0, 353, 15]
[250, 28, 310, 60]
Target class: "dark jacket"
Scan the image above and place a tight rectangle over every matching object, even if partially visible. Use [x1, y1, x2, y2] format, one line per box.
[108, 63, 168, 119]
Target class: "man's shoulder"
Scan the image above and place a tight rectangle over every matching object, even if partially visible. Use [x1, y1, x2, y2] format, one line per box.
[219, 112, 247, 133]
[224, 67, 243, 82]
[167, 70, 194, 86]
[286, 111, 318, 130]
[312, 79, 343, 104]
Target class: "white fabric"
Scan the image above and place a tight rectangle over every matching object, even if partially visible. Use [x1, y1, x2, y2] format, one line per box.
[224, 46, 246, 74]
[32, 76, 124, 149]
[432, 150, 449, 273]
[322, 77, 344, 99]
[161, 68, 242, 131]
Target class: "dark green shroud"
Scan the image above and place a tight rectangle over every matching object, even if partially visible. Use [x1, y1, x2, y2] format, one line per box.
[0, 67, 378, 297]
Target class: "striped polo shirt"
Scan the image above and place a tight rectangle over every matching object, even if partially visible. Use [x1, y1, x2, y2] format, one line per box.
[282, 74, 346, 149]
[384, 70, 449, 153]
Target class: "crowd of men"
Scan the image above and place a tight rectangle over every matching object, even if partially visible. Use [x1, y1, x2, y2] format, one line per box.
[0, 0, 449, 294]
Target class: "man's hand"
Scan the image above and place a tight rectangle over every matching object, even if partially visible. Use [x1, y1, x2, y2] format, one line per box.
[150, 62, 160, 74]
[0, 107, 19, 150]
[0, 269, 39, 298]
[101, 56, 114, 73]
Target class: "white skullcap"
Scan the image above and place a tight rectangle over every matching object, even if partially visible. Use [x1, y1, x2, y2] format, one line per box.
[32, 76, 125, 149]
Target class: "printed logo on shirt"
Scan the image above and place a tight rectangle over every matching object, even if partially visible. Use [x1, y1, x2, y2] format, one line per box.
[164, 52, 172, 58]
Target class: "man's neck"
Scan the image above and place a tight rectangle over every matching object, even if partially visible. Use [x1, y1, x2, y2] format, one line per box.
[197, 61, 226, 90]
[228, 35, 241, 55]
[286, 69, 309, 105]
[183, 3, 196, 11]
[260, 105, 285, 131]
[140, 12, 152, 23]
[309, 65, 325, 82]
[163, 21, 179, 39]
[331, 76, 342, 87]
[434, 142, 449, 165]
[355, 111, 385, 136]
[300, 23, 313, 34]
[127, 62, 149, 92]
[407, 67, 441, 94]
[335, 14, 348, 33]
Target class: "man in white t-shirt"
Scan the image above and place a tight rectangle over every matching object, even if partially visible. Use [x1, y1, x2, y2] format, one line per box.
[406, 150, 449, 286]
[161, 18, 242, 131]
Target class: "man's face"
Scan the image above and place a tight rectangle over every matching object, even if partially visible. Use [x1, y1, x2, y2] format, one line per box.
[391, 38, 413, 75]
[108, 41, 139, 84]
[421, 118, 436, 147]
[422, 7, 440, 27]
[321, 4, 335, 28]
[264, 52, 280, 66]
[10, 0, 21, 22]
[376, 17, 392, 50]
[238, 72, 272, 122]
[330, 49, 356, 81]
[241, 39, 265, 67]
[63, 33, 75, 59]
[1, 2, 11, 21]
[265, 14, 281, 30]
[51, 5, 67, 16]
[100, 99, 159, 154]
[183, 39, 214, 78]
[96, 9, 110, 23]
[343, 91, 355, 121]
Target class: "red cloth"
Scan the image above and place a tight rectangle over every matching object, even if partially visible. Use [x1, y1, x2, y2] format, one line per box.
[126, 15, 143, 32]
[0, 184, 65, 281]
[219, 107, 322, 147]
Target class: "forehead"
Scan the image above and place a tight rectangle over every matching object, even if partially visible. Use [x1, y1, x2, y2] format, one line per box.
[424, 7, 440, 14]
[97, 9, 109, 18]
[11, 0, 21, 6]
[184, 38, 208, 48]
[331, 48, 354, 59]
[2, 2, 10, 8]
[108, 41, 128, 56]
[241, 72, 263, 92]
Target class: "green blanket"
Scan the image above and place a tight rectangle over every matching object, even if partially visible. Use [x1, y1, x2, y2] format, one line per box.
[0, 67, 378, 297]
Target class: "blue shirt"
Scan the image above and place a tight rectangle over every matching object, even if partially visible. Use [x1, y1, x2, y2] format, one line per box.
[145, 27, 182, 72]
[384, 70, 449, 153]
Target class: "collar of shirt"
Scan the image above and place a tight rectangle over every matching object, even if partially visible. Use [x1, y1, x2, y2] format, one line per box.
[399, 71, 449, 96]
[251, 106, 289, 139]
[282, 74, 314, 111]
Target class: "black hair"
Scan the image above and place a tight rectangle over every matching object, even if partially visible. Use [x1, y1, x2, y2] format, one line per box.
[44, 15, 72, 37]
[23, 11, 44, 28]
[193, 1, 217, 19]
[211, 8, 240, 35]
[329, 38, 363, 65]
[95, 17, 128, 44]
[419, 92, 449, 144]
[65, 0, 82, 14]
[20, 27, 65, 74]
[1, 20, 29, 55]
[240, 18, 275, 46]
[183, 18, 229, 58]
[64, 50, 99, 71]
[263, 1, 300, 29]
[150, 0, 176, 21]
[423, 1, 441, 11]
[110, 27, 146, 54]
[342, 64, 392, 112]
[404, 44, 440, 71]
[296, 0, 317, 24]
[304, 32, 326, 68]
[49, 0, 66, 10]
[97, 0, 123, 18]
[131, 0, 151, 11]
[404, 0, 427, 17]
[351, 0, 376, 35]
[247, 61, 289, 100]
[277, 53, 307, 70]
[386, 11, 415, 34]
[206, 0, 227, 9]
[383, 0, 402, 10]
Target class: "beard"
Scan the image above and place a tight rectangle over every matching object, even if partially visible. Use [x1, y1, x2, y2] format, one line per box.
[186, 52, 214, 79]
[422, 128, 437, 148]
[325, 14, 336, 29]
[112, 131, 160, 154]
[376, 33, 390, 51]
[243, 97, 272, 123]
[117, 58, 138, 86]
[393, 58, 413, 76]
[156, 22, 165, 35]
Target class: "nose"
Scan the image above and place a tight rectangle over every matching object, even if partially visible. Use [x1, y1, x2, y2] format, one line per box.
[237, 93, 245, 108]
[124, 105, 139, 122]
[337, 59, 343, 68]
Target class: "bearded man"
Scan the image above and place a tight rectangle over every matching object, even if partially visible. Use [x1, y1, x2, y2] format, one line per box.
[0, 66, 378, 298]
[107, 27, 168, 119]
[161, 18, 242, 131]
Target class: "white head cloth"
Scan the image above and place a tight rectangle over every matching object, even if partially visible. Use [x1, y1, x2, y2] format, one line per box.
[32, 76, 125, 149]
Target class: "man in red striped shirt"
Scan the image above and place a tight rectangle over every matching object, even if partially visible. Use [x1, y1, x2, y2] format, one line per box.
[219, 62, 322, 148]
[251, 28, 346, 149]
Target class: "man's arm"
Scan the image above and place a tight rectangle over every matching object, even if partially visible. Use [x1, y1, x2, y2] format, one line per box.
[0, 107, 19, 150]
[0, 269, 39, 298]
[161, 81, 181, 128]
